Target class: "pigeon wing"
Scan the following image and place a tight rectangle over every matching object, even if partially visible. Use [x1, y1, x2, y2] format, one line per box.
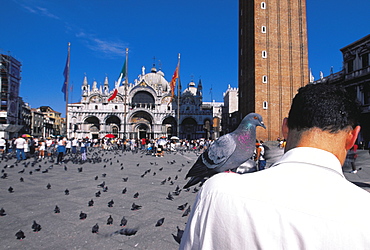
[202, 134, 236, 169]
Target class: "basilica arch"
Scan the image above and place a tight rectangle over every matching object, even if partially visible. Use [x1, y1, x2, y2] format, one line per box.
[131, 90, 156, 110]
[83, 116, 100, 139]
[203, 118, 212, 140]
[129, 111, 153, 139]
[105, 115, 121, 137]
[162, 116, 177, 138]
[181, 117, 197, 140]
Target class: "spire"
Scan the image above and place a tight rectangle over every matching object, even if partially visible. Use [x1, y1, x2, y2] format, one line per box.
[196, 79, 203, 97]
[103, 76, 109, 94]
[82, 74, 88, 86]
[104, 76, 109, 86]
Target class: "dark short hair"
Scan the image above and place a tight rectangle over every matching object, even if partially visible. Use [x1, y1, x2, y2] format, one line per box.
[288, 83, 361, 133]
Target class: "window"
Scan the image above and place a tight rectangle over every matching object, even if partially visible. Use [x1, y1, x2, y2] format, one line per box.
[261, 26, 266, 33]
[261, 2, 266, 9]
[362, 53, 369, 68]
[262, 50, 267, 58]
[263, 101, 268, 109]
[347, 59, 354, 73]
[262, 75, 268, 83]
[115, 105, 118, 110]
[240, 49, 243, 55]
[95, 105, 98, 110]
[132, 91, 155, 104]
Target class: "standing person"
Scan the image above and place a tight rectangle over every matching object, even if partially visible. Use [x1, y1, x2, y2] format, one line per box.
[29, 137, 36, 157]
[65, 138, 71, 155]
[255, 140, 266, 170]
[38, 139, 45, 159]
[80, 139, 87, 162]
[347, 144, 359, 173]
[23, 138, 30, 159]
[45, 137, 53, 158]
[141, 137, 146, 150]
[0, 137, 6, 159]
[180, 83, 370, 249]
[56, 137, 66, 164]
[71, 137, 78, 154]
[14, 135, 27, 162]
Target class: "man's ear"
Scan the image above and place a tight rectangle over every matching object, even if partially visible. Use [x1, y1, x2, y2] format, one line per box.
[282, 118, 289, 139]
[345, 126, 361, 150]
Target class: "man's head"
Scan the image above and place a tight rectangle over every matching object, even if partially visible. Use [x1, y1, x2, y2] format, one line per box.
[282, 83, 361, 164]
[287, 83, 360, 133]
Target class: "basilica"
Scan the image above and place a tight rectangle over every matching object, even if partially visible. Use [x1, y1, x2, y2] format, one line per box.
[67, 65, 217, 140]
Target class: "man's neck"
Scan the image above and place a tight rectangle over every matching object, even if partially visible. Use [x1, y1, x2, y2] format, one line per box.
[285, 128, 349, 165]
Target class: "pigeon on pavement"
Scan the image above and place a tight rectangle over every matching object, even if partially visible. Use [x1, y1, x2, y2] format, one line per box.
[92, 223, 99, 233]
[15, 230, 25, 240]
[172, 226, 184, 244]
[155, 218, 165, 227]
[111, 228, 138, 236]
[32, 220, 42, 232]
[120, 216, 128, 227]
[183, 113, 265, 188]
[107, 215, 113, 225]
[0, 208, 6, 216]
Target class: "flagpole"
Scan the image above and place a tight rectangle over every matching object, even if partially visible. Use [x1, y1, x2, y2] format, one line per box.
[176, 53, 181, 138]
[65, 42, 71, 137]
[124, 48, 128, 140]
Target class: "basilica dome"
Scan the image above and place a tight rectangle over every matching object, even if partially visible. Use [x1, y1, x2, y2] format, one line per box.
[142, 67, 169, 91]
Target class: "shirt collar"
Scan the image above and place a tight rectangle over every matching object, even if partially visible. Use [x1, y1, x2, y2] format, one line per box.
[273, 147, 344, 178]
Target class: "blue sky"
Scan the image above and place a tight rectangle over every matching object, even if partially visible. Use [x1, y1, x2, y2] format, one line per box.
[1, 0, 370, 116]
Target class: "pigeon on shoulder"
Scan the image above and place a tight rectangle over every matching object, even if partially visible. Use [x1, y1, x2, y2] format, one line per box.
[183, 113, 265, 189]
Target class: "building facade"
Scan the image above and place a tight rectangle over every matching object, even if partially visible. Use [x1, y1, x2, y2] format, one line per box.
[31, 108, 44, 138]
[67, 66, 215, 140]
[238, 0, 309, 141]
[38, 106, 63, 136]
[0, 54, 23, 138]
[314, 34, 370, 147]
[222, 85, 239, 135]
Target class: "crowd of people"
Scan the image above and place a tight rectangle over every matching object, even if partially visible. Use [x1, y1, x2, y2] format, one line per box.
[0, 135, 214, 164]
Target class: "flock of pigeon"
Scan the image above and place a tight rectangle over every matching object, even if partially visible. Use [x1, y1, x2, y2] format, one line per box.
[1, 113, 267, 248]
[0, 148, 201, 248]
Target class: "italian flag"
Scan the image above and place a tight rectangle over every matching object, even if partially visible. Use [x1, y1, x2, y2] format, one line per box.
[108, 60, 126, 102]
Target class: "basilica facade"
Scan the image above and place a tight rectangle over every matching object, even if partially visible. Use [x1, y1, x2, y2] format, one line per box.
[67, 66, 216, 140]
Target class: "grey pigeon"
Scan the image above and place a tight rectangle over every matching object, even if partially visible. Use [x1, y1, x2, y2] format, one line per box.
[120, 216, 128, 227]
[54, 205, 60, 213]
[32, 220, 41, 232]
[15, 230, 25, 240]
[182, 206, 191, 217]
[0, 207, 6, 216]
[172, 226, 184, 244]
[183, 113, 265, 188]
[79, 211, 87, 220]
[107, 215, 113, 225]
[111, 228, 138, 236]
[92, 223, 99, 233]
[155, 217, 165, 227]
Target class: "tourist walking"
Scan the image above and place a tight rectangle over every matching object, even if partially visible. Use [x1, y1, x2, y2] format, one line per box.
[14, 135, 26, 161]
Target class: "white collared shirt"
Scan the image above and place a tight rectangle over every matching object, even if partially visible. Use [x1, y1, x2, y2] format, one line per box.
[180, 147, 370, 250]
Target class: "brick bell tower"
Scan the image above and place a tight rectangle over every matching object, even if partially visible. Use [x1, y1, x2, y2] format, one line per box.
[238, 0, 309, 141]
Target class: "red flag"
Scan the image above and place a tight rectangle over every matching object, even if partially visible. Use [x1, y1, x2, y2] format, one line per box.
[108, 89, 118, 101]
[170, 66, 178, 98]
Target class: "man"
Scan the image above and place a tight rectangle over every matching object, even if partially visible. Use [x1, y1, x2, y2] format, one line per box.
[255, 140, 266, 170]
[0, 137, 6, 158]
[180, 83, 370, 249]
[14, 135, 27, 161]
